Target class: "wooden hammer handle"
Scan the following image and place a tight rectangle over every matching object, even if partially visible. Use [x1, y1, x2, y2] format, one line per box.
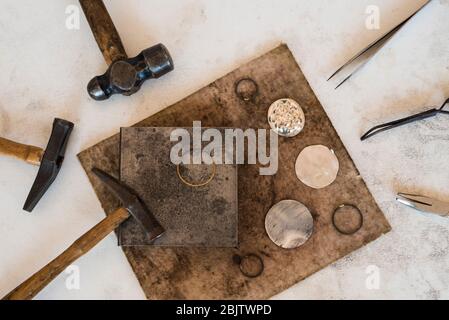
[0, 137, 43, 166]
[79, 0, 128, 65]
[3, 208, 130, 300]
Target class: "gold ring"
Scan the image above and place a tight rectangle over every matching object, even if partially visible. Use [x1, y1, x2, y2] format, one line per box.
[176, 162, 216, 187]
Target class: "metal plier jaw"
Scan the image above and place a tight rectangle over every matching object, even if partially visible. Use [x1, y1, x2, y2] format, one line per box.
[396, 193, 449, 217]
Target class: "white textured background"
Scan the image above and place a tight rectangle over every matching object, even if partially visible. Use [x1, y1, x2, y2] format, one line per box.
[0, 0, 448, 300]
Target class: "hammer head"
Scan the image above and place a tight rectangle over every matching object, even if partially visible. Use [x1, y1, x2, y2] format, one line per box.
[23, 119, 74, 212]
[88, 43, 174, 101]
[92, 168, 165, 242]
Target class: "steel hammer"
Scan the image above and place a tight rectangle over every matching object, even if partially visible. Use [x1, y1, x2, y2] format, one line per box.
[3, 168, 164, 300]
[0, 118, 74, 212]
[80, 0, 174, 101]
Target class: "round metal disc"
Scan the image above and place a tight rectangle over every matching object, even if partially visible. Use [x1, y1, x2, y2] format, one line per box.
[268, 98, 305, 137]
[265, 200, 314, 249]
[295, 145, 339, 189]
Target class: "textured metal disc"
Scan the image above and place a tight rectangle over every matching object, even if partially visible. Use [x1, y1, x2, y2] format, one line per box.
[295, 145, 339, 189]
[268, 98, 305, 137]
[265, 200, 314, 249]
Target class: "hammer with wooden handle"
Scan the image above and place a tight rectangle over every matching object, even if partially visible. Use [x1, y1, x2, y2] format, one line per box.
[80, 0, 174, 101]
[0, 118, 74, 212]
[2, 168, 164, 300]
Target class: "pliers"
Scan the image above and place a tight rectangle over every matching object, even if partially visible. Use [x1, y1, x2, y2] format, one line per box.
[361, 98, 449, 141]
[396, 193, 449, 217]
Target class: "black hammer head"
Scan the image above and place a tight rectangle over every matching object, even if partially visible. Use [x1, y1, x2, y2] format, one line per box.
[88, 43, 174, 101]
[23, 119, 74, 212]
[91, 168, 165, 242]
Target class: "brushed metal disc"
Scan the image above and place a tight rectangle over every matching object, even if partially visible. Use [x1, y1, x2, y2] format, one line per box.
[265, 200, 314, 249]
[295, 145, 339, 189]
[268, 98, 305, 137]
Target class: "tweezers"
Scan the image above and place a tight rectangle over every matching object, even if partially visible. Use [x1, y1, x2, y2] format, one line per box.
[361, 98, 449, 141]
[328, 1, 430, 89]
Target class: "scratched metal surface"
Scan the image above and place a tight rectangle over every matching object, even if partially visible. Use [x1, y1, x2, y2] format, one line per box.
[119, 127, 238, 247]
[78, 45, 391, 299]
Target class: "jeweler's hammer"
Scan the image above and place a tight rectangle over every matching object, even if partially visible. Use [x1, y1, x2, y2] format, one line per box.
[80, 0, 174, 101]
[3, 168, 164, 300]
[0, 118, 74, 212]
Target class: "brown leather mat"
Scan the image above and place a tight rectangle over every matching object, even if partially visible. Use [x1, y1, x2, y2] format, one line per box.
[78, 44, 391, 299]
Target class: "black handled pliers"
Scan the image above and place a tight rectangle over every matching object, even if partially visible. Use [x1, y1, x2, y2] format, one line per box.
[361, 98, 449, 141]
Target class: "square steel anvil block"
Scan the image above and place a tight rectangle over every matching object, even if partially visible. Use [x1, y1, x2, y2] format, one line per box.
[120, 127, 238, 247]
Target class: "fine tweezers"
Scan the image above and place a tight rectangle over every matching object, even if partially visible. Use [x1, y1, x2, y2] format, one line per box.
[396, 193, 449, 217]
[328, 0, 431, 89]
[361, 98, 449, 141]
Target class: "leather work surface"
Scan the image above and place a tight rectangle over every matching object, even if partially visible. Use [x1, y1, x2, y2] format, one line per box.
[119, 127, 238, 247]
[78, 45, 391, 299]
